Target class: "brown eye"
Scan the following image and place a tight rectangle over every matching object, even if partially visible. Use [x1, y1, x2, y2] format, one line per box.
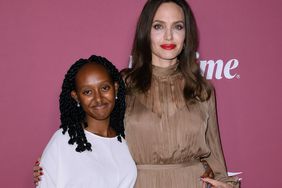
[153, 24, 163, 30]
[175, 24, 184, 30]
[82, 90, 92, 95]
[101, 85, 111, 92]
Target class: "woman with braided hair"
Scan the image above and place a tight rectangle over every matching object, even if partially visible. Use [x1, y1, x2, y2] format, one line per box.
[34, 0, 240, 187]
[36, 55, 137, 188]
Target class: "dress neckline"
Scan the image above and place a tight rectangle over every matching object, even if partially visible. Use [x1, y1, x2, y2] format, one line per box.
[84, 129, 118, 141]
[152, 63, 180, 79]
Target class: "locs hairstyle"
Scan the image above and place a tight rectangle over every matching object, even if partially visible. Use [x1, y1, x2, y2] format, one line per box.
[124, 0, 211, 103]
[59, 55, 126, 152]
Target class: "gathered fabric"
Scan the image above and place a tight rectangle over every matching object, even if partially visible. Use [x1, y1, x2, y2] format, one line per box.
[125, 63, 238, 188]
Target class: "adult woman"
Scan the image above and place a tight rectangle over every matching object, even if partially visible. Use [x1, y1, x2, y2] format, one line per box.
[122, 0, 238, 187]
[37, 55, 137, 187]
[34, 0, 239, 187]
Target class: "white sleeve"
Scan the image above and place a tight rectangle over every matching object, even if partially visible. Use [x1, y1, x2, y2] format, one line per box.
[37, 131, 61, 188]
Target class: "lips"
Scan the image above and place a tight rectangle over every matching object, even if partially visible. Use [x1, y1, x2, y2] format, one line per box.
[160, 44, 176, 50]
[92, 103, 108, 110]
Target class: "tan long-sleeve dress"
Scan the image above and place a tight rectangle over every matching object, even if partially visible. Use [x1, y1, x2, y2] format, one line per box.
[124, 63, 238, 188]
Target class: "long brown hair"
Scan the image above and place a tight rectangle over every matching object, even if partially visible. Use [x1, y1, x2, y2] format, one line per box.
[124, 0, 212, 103]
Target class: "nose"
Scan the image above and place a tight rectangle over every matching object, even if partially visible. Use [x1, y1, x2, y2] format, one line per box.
[93, 90, 102, 104]
[164, 28, 173, 41]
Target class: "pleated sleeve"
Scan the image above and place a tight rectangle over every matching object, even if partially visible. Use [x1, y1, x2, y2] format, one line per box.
[205, 92, 239, 187]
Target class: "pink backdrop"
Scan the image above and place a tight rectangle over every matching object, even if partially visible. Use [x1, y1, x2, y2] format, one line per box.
[1, 0, 281, 187]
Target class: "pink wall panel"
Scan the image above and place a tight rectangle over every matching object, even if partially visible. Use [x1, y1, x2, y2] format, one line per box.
[0, 0, 281, 187]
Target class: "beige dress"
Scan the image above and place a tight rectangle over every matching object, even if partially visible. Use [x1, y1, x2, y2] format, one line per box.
[125, 63, 238, 188]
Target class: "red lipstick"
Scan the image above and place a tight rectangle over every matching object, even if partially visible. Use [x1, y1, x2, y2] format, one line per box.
[160, 44, 176, 50]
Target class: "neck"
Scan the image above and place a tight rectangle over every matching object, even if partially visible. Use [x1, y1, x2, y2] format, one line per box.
[152, 56, 178, 68]
[84, 117, 116, 137]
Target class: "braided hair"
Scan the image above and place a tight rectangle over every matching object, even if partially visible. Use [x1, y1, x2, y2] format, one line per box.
[59, 55, 126, 152]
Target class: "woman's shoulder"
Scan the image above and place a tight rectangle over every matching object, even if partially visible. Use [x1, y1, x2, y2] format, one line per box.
[52, 128, 65, 138]
[41, 129, 66, 160]
[47, 129, 69, 146]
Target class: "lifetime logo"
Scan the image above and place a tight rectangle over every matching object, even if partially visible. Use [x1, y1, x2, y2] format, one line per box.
[128, 55, 240, 80]
[197, 53, 240, 80]
[199, 59, 240, 80]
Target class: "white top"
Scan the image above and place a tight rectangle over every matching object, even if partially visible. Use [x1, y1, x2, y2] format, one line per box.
[38, 129, 137, 188]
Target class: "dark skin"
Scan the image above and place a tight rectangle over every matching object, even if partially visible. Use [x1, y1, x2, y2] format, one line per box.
[71, 63, 118, 138]
[34, 2, 238, 186]
[33, 63, 236, 187]
[33, 63, 118, 185]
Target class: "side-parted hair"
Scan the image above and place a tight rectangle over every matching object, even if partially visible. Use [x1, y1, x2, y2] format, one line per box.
[59, 55, 126, 152]
[124, 0, 212, 103]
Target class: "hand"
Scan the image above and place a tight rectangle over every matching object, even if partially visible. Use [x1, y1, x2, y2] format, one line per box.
[33, 158, 43, 186]
[201, 178, 234, 188]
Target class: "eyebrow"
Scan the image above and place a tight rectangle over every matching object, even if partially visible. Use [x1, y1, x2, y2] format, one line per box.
[152, 20, 184, 24]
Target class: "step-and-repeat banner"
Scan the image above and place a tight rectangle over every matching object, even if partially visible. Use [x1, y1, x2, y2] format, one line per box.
[1, 0, 281, 187]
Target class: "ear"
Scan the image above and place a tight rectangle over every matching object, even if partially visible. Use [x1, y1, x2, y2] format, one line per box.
[114, 82, 119, 97]
[71, 90, 79, 102]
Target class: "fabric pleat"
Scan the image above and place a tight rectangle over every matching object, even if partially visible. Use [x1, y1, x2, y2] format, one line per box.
[125, 63, 238, 188]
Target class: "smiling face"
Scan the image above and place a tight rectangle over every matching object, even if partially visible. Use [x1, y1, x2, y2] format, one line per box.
[71, 63, 118, 122]
[150, 2, 185, 67]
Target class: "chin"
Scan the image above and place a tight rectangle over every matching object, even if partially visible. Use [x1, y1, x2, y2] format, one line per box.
[96, 111, 112, 119]
[89, 112, 112, 121]
[160, 56, 178, 61]
[160, 52, 180, 60]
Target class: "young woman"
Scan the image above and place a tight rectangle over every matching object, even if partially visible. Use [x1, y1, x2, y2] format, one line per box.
[36, 55, 137, 187]
[34, 0, 239, 187]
